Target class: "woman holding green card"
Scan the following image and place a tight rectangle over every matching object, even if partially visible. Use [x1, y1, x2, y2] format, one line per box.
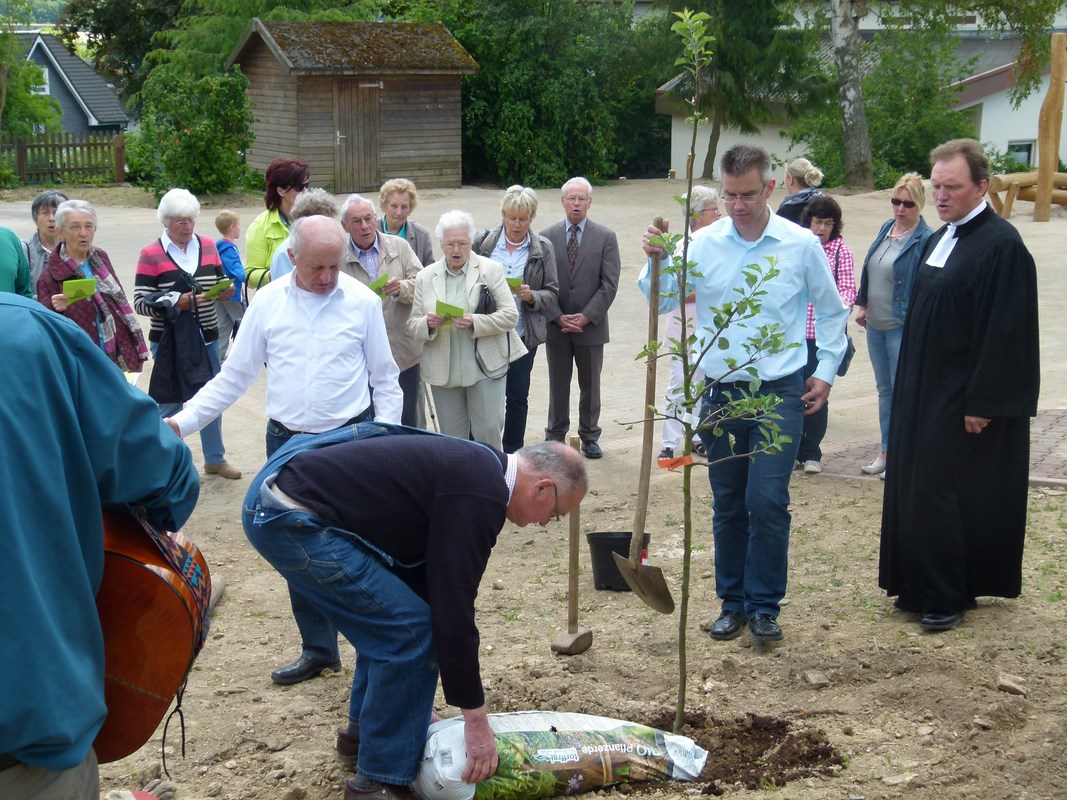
[36, 199, 148, 373]
[407, 209, 525, 450]
[472, 185, 559, 453]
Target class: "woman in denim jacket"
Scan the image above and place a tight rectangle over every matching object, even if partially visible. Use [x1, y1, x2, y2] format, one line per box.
[854, 172, 933, 476]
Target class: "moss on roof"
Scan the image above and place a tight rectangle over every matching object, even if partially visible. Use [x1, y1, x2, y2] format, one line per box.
[248, 20, 478, 74]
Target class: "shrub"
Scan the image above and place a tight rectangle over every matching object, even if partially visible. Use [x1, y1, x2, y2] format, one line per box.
[132, 67, 253, 196]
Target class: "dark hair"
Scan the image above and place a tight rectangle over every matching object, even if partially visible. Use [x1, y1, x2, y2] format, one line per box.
[930, 138, 989, 186]
[31, 189, 69, 219]
[800, 195, 844, 241]
[263, 157, 310, 211]
[720, 145, 772, 185]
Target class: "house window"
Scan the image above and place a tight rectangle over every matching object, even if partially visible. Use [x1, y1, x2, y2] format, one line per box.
[34, 66, 50, 95]
[1006, 140, 1034, 168]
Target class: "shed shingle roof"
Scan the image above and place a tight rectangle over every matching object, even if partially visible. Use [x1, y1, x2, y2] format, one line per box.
[227, 20, 478, 75]
[16, 32, 128, 127]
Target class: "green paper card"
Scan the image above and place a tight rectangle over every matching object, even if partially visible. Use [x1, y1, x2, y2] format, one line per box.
[203, 278, 234, 300]
[436, 300, 464, 323]
[506, 277, 522, 293]
[63, 278, 96, 303]
[368, 272, 390, 296]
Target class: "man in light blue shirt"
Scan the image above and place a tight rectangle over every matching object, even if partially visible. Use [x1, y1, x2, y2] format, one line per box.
[639, 144, 848, 644]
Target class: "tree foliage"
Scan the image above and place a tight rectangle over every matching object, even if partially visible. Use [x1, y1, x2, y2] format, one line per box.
[127, 67, 254, 196]
[659, 0, 829, 179]
[56, 0, 181, 101]
[809, 0, 1060, 188]
[406, 0, 673, 185]
[1, 0, 61, 134]
[785, 23, 977, 188]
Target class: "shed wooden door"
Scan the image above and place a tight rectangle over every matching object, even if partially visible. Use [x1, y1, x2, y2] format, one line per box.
[334, 79, 380, 192]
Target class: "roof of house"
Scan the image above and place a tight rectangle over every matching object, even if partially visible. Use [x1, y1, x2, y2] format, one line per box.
[226, 19, 478, 75]
[16, 32, 128, 127]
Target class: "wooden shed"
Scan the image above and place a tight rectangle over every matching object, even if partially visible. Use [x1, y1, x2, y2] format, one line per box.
[226, 19, 478, 193]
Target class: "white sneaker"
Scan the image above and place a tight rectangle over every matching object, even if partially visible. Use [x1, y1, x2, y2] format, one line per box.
[793, 460, 803, 471]
[879, 471, 886, 481]
[803, 460, 822, 474]
[860, 456, 886, 475]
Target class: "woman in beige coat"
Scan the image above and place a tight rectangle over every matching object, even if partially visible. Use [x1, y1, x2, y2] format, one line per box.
[406, 210, 525, 449]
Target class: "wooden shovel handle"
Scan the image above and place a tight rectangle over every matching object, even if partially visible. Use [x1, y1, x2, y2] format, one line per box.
[629, 215, 665, 561]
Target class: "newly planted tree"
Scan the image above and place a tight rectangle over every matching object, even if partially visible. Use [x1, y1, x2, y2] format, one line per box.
[642, 10, 796, 734]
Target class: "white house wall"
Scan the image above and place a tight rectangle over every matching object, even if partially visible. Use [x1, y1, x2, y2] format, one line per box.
[668, 116, 805, 182]
[957, 72, 1067, 168]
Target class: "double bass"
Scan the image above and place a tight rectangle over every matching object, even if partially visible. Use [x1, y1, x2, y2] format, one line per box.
[93, 509, 212, 764]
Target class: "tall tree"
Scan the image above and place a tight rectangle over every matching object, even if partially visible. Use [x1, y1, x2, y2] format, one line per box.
[56, 0, 181, 100]
[817, 0, 1061, 189]
[661, 0, 828, 179]
[1, 0, 60, 133]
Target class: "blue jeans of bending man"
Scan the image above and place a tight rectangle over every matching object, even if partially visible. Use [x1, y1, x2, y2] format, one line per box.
[151, 339, 225, 465]
[699, 370, 804, 619]
[865, 324, 903, 453]
[243, 427, 437, 785]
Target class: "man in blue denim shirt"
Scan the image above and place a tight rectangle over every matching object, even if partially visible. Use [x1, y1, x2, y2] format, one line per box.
[243, 424, 586, 800]
[640, 144, 848, 644]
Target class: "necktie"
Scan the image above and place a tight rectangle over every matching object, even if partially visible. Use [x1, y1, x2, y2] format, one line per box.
[567, 225, 579, 270]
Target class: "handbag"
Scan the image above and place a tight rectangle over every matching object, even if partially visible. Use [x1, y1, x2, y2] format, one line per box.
[474, 283, 495, 315]
[832, 246, 855, 377]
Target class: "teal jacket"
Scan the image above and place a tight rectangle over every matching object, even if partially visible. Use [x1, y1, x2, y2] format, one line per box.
[0, 295, 199, 770]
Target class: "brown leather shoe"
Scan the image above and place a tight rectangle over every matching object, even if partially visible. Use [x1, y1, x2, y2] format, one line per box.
[205, 460, 242, 479]
[343, 778, 415, 800]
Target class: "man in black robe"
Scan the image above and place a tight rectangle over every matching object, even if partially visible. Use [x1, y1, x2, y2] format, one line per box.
[879, 138, 1040, 632]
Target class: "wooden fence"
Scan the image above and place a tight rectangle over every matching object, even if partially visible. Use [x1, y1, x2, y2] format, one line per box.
[0, 132, 126, 185]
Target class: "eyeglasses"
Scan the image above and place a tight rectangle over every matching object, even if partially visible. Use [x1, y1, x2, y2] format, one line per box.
[170, 218, 196, 227]
[563, 195, 590, 203]
[550, 484, 561, 522]
[890, 198, 917, 209]
[345, 213, 377, 226]
[65, 223, 95, 232]
[722, 185, 767, 204]
[442, 240, 471, 251]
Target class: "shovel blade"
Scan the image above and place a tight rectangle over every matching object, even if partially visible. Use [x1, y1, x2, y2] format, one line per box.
[611, 552, 675, 614]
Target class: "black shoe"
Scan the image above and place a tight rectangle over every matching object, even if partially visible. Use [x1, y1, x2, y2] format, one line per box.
[748, 613, 784, 642]
[658, 447, 674, 460]
[920, 611, 963, 632]
[581, 440, 603, 459]
[270, 654, 342, 685]
[336, 726, 360, 765]
[709, 610, 747, 640]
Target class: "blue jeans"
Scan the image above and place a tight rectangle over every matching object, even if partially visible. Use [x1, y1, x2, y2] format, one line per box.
[243, 428, 437, 785]
[151, 339, 225, 464]
[503, 345, 537, 453]
[265, 421, 340, 663]
[699, 371, 804, 618]
[866, 324, 903, 452]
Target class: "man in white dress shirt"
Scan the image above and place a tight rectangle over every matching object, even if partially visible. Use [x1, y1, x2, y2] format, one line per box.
[167, 214, 402, 685]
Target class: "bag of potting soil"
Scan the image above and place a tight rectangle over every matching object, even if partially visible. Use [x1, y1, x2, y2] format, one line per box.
[412, 710, 708, 800]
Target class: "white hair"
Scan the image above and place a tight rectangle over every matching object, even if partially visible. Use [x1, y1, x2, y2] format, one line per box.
[157, 188, 200, 225]
[339, 193, 375, 220]
[435, 210, 476, 243]
[686, 185, 719, 214]
[561, 177, 592, 197]
[55, 199, 97, 230]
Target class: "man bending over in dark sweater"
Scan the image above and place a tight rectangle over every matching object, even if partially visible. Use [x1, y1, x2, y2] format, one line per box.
[242, 423, 588, 800]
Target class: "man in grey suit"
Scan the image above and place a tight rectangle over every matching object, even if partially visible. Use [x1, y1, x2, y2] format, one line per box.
[540, 177, 621, 459]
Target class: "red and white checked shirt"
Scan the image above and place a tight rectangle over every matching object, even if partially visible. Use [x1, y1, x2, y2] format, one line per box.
[806, 236, 855, 340]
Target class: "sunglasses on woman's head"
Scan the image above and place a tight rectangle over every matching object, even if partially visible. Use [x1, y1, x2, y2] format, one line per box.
[890, 198, 917, 209]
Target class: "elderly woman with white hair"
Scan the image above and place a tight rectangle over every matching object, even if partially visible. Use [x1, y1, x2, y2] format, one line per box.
[134, 188, 241, 479]
[658, 185, 721, 461]
[472, 185, 559, 452]
[36, 199, 149, 373]
[406, 209, 525, 449]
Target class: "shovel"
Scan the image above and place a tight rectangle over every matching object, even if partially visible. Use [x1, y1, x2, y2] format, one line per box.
[551, 436, 593, 655]
[612, 217, 675, 614]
